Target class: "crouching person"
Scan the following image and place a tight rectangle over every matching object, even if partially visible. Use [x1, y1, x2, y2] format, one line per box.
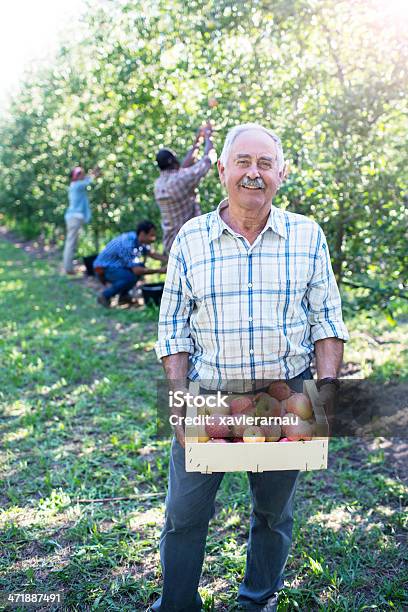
[93, 220, 167, 307]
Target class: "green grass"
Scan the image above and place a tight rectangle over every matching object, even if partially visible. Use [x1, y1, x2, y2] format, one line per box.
[1, 239, 407, 611]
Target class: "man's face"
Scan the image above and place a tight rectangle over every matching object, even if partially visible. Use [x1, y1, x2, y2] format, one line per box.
[218, 130, 283, 211]
[139, 229, 157, 245]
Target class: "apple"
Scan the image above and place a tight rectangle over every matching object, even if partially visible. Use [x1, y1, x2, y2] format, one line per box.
[243, 426, 265, 443]
[268, 381, 292, 401]
[232, 437, 244, 443]
[278, 437, 290, 442]
[196, 422, 210, 443]
[205, 414, 231, 439]
[230, 396, 255, 416]
[282, 412, 313, 441]
[262, 423, 281, 442]
[285, 393, 313, 420]
[207, 438, 229, 443]
[204, 402, 230, 416]
[254, 392, 281, 419]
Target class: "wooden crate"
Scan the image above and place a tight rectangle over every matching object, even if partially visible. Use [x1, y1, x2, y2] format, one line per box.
[185, 381, 328, 473]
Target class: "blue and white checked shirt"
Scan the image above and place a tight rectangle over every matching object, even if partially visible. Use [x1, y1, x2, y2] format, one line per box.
[93, 231, 149, 269]
[155, 200, 349, 389]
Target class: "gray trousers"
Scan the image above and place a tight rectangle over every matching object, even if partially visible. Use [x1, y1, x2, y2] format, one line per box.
[63, 216, 84, 273]
[151, 369, 312, 611]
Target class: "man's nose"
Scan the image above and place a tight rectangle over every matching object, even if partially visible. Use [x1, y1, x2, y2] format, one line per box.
[246, 163, 260, 179]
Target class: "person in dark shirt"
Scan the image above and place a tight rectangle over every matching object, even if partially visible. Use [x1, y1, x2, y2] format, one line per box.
[93, 220, 167, 307]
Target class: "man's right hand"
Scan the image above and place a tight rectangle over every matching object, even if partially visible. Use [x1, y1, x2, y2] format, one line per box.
[173, 412, 186, 448]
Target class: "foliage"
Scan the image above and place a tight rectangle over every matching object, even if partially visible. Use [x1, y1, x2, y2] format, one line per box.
[0, 0, 407, 295]
[1, 240, 407, 609]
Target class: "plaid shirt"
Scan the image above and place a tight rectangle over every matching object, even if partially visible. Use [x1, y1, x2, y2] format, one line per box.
[154, 156, 212, 253]
[155, 200, 349, 390]
[93, 231, 149, 269]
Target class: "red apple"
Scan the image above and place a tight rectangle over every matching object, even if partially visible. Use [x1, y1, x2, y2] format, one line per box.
[285, 393, 313, 420]
[282, 412, 313, 441]
[268, 381, 292, 401]
[232, 437, 244, 443]
[262, 423, 281, 442]
[207, 438, 229, 443]
[254, 392, 281, 419]
[230, 396, 255, 416]
[243, 426, 265, 443]
[205, 414, 231, 439]
[278, 437, 290, 442]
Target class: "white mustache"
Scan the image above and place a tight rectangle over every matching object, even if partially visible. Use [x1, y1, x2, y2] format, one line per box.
[240, 177, 265, 189]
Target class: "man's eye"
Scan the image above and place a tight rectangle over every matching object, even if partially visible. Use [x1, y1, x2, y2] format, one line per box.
[259, 161, 273, 170]
[236, 160, 250, 166]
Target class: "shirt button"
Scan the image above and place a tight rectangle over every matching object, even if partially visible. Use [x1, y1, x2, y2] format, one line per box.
[248, 317, 253, 322]
[248, 282, 252, 288]
[249, 349, 254, 355]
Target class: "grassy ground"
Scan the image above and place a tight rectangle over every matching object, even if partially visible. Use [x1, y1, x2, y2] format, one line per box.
[0, 238, 407, 611]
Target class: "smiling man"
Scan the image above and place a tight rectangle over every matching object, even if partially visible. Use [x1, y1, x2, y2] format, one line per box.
[153, 123, 349, 611]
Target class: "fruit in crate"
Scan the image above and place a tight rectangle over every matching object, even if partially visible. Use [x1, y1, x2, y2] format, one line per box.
[232, 437, 244, 443]
[243, 426, 265, 443]
[230, 414, 247, 438]
[262, 423, 281, 442]
[196, 423, 210, 443]
[282, 412, 314, 441]
[204, 402, 231, 416]
[229, 395, 256, 416]
[283, 393, 313, 420]
[267, 381, 292, 401]
[205, 414, 231, 439]
[254, 392, 281, 418]
[207, 438, 229, 443]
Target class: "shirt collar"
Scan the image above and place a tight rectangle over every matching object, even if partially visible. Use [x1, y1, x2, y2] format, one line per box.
[209, 198, 288, 243]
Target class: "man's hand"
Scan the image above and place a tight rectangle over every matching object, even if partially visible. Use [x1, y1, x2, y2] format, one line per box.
[316, 381, 339, 438]
[158, 266, 167, 274]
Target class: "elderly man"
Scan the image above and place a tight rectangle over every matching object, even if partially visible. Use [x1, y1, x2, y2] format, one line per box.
[63, 165, 100, 274]
[153, 123, 349, 611]
[154, 123, 216, 254]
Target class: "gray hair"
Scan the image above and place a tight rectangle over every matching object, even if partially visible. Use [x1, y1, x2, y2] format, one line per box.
[219, 123, 285, 172]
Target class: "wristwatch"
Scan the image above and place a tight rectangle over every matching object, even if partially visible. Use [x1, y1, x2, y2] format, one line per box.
[316, 377, 340, 391]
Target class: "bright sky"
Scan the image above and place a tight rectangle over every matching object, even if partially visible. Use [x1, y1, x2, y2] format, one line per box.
[0, 0, 86, 110]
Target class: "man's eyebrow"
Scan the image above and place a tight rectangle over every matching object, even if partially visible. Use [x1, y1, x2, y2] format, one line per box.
[234, 153, 275, 161]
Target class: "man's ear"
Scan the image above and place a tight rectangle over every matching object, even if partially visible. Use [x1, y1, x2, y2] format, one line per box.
[217, 159, 226, 186]
[280, 160, 290, 184]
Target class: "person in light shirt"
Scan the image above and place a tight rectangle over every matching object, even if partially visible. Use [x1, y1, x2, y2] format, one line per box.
[152, 123, 349, 611]
[62, 165, 100, 274]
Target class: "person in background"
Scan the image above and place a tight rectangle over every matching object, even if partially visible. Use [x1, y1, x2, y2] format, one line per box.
[93, 220, 167, 308]
[154, 123, 217, 254]
[63, 165, 101, 275]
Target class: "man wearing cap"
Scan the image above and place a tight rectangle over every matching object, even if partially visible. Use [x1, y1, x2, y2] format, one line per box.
[154, 124, 217, 254]
[62, 165, 100, 275]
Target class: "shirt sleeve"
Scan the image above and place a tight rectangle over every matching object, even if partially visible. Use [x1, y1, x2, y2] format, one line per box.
[155, 237, 195, 359]
[76, 177, 93, 188]
[175, 156, 212, 191]
[307, 228, 349, 343]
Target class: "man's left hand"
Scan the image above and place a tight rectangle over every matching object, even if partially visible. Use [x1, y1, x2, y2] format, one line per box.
[316, 380, 339, 437]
